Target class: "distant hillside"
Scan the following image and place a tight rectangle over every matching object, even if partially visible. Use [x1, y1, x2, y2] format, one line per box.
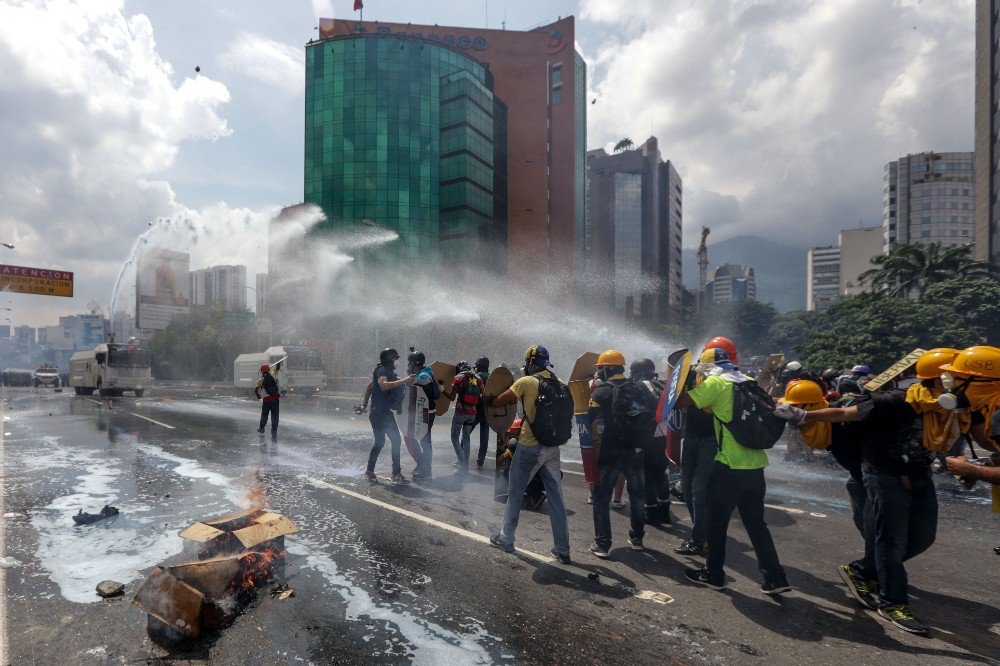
[682, 234, 808, 313]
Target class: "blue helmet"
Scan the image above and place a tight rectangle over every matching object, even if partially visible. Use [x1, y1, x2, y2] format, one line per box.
[852, 364, 871, 375]
[524, 344, 552, 370]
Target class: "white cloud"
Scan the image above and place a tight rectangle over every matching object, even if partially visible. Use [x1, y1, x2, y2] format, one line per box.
[581, 0, 974, 247]
[218, 32, 304, 95]
[0, 0, 270, 326]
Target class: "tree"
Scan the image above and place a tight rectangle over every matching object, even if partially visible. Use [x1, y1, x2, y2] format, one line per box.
[922, 276, 1000, 346]
[768, 308, 826, 359]
[613, 138, 633, 153]
[859, 242, 997, 298]
[148, 307, 258, 380]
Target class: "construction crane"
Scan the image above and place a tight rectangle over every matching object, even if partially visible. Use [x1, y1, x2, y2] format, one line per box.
[697, 226, 710, 312]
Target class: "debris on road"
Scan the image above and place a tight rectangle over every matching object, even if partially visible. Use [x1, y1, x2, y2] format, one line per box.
[0, 556, 21, 569]
[133, 507, 298, 641]
[72, 505, 119, 525]
[272, 583, 294, 600]
[96, 580, 125, 598]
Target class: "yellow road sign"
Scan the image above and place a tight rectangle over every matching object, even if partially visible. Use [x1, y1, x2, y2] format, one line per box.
[0, 263, 73, 297]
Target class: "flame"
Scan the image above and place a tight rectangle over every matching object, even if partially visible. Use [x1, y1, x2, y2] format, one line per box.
[242, 467, 270, 509]
[227, 546, 285, 596]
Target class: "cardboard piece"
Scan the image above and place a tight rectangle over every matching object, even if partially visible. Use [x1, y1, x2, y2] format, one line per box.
[756, 354, 785, 396]
[431, 361, 458, 416]
[232, 513, 298, 549]
[865, 349, 927, 392]
[568, 352, 599, 415]
[180, 507, 297, 553]
[484, 366, 516, 434]
[133, 566, 207, 639]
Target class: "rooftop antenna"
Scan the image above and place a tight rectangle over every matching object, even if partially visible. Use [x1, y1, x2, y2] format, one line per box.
[502, 7, 506, 30]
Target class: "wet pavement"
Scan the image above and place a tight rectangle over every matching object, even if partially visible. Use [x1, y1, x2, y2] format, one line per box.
[1, 386, 998, 665]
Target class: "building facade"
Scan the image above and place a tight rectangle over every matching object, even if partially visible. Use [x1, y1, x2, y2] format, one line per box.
[255, 273, 268, 315]
[975, 0, 1000, 262]
[839, 226, 883, 296]
[313, 17, 586, 286]
[585, 137, 682, 324]
[883, 152, 975, 252]
[806, 246, 840, 311]
[705, 264, 756, 303]
[190, 265, 248, 311]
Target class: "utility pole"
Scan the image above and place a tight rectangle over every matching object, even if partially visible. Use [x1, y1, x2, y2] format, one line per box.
[697, 226, 710, 312]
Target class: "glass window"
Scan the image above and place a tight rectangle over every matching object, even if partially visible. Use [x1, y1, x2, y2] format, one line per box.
[551, 65, 562, 84]
[552, 87, 562, 104]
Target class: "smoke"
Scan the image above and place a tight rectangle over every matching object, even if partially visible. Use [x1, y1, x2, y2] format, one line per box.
[267, 206, 680, 376]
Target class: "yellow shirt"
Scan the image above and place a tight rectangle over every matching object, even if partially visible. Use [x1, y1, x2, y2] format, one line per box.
[509, 370, 554, 447]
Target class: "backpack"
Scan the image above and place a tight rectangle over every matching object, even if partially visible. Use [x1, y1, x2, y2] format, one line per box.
[262, 373, 279, 397]
[459, 372, 482, 406]
[602, 379, 656, 450]
[529, 375, 574, 447]
[716, 380, 786, 450]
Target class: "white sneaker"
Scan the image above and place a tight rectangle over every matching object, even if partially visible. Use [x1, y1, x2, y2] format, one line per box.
[611, 499, 626, 509]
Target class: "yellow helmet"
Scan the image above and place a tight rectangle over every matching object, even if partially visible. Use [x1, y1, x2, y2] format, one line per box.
[778, 380, 825, 405]
[940, 346, 1000, 379]
[915, 348, 959, 380]
[596, 349, 626, 367]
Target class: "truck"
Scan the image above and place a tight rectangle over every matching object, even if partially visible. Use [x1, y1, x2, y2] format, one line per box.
[233, 346, 325, 395]
[70, 341, 152, 397]
[33, 363, 61, 388]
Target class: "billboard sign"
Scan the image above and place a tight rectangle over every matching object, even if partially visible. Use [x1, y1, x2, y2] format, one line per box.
[0, 264, 73, 297]
[136, 248, 190, 330]
[74, 314, 106, 348]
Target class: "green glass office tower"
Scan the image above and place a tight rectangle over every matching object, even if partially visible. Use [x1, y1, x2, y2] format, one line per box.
[304, 34, 507, 267]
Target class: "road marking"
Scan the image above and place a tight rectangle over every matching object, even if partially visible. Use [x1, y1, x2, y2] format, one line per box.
[84, 398, 105, 406]
[562, 468, 585, 476]
[130, 413, 175, 429]
[302, 475, 674, 604]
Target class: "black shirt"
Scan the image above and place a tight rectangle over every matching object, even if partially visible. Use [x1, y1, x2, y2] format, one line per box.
[855, 390, 931, 476]
[685, 404, 716, 438]
[370, 364, 401, 414]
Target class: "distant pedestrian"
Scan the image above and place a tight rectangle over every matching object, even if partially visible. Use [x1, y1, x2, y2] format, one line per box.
[472, 357, 492, 469]
[255, 362, 283, 436]
[407, 349, 439, 479]
[489, 345, 574, 564]
[444, 361, 482, 473]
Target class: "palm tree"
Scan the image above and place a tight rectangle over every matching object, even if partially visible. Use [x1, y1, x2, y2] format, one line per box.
[613, 138, 633, 153]
[859, 242, 998, 298]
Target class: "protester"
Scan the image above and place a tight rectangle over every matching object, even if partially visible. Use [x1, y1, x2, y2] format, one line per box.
[489, 345, 573, 564]
[676, 348, 791, 595]
[444, 361, 482, 474]
[358, 348, 414, 485]
[630, 358, 672, 526]
[408, 350, 439, 479]
[255, 362, 283, 436]
[472, 357, 492, 469]
[775, 348, 964, 635]
[587, 350, 650, 557]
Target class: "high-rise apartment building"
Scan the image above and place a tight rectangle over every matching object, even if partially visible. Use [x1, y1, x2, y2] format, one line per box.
[705, 264, 756, 304]
[839, 226, 883, 296]
[311, 17, 586, 287]
[585, 137, 682, 324]
[975, 0, 1000, 262]
[882, 152, 975, 252]
[190, 265, 248, 311]
[807, 246, 840, 311]
[255, 273, 268, 316]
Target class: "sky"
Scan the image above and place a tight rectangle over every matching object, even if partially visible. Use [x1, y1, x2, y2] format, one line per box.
[0, 0, 975, 327]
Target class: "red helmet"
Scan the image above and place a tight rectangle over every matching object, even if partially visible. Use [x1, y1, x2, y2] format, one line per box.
[260, 364, 271, 374]
[704, 336, 739, 366]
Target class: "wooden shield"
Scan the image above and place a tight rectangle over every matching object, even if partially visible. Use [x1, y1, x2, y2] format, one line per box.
[484, 366, 516, 434]
[431, 361, 458, 416]
[568, 351, 600, 414]
[756, 354, 785, 395]
[865, 349, 926, 392]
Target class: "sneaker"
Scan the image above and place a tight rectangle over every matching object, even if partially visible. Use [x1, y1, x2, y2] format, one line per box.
[476, 461, 485, 470]
[761, 577, 792, 595]
[452, 461, 462, 467]
[257, 428, 265, 433]
[611, 499, 625, 509]
[674, 540, 707, 557]
[627, 537, 644, 551]
[412, 469, 431, 479]
[589, 541, 611, 559]
[684, 567, 724, 590]
[837, 565, 877, 610]
[878, 604, 929, 635]
[391, 473, 411, 485]
[364, 471, 379, 485]
[489, 534, 514, 554]
[586, 493, 594, 505]
[550, 548, 572, 565]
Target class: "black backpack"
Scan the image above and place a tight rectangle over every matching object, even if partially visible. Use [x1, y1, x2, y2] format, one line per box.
[602, 379, 656, 450]
[530, 375, 574, 447]
[716, 380, 786, 450]
[262, 373, 280, 397]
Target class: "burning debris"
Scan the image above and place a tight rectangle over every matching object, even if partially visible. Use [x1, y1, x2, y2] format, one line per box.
[133, 507, 298, 641]
[73, 505, 119, 525]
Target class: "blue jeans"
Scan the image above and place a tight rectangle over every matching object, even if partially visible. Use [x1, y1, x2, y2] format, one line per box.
[852, 471, 938, 606]
[593, 449, 645, 549]
[681, 435, 718, 545]
[451, 412, 477, 466]
[497, 445, 570, 555]
[368, 410, 401, 475]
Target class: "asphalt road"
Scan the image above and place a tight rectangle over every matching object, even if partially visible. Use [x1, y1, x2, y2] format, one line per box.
[0, 386, 998, 665]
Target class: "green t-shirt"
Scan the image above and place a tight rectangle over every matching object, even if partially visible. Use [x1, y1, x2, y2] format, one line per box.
[688, 374, 769, 470]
